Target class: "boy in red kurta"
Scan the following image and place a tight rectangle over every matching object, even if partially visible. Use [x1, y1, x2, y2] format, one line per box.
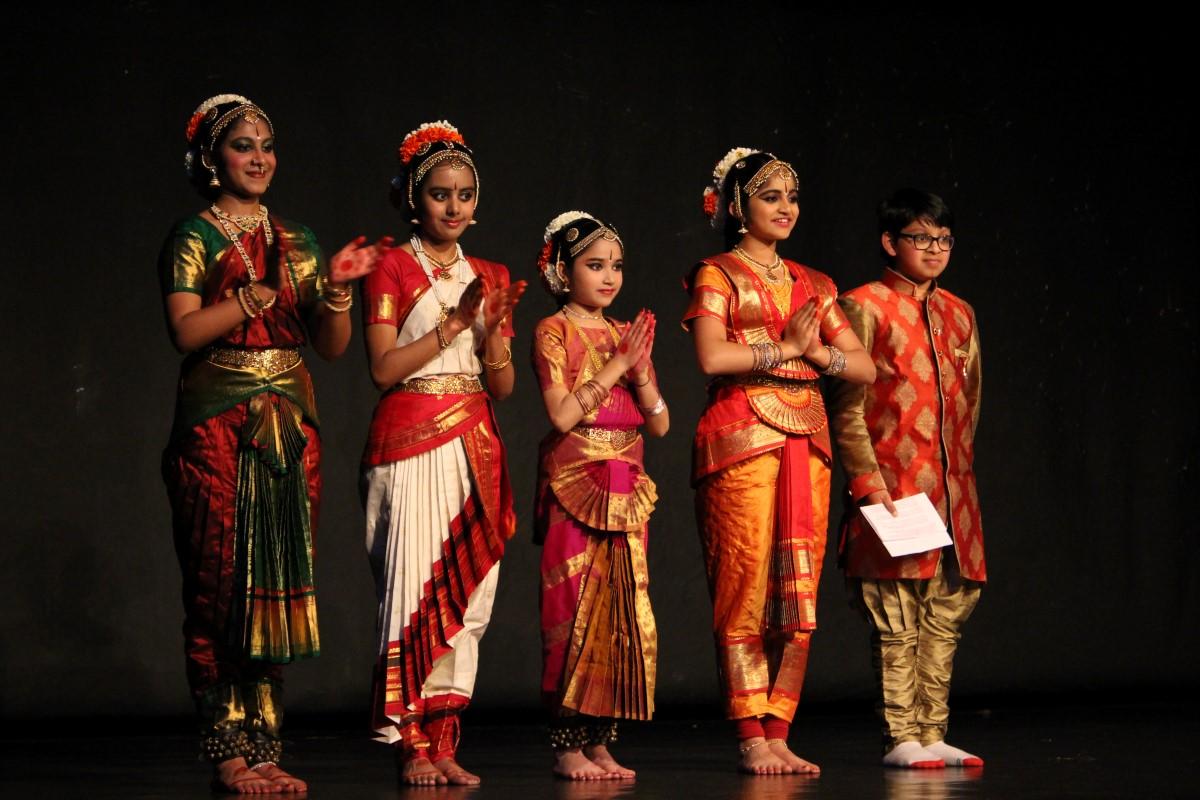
[830, 189, 985, 769]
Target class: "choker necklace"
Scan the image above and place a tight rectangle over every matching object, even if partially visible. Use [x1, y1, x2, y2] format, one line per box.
[411, 235, 463, 281]
[733, 246, 784, 284]
[211, 203, 271, 236]
[562, 304, 603, 321]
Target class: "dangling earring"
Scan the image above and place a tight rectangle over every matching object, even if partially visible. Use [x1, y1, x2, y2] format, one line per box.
[201, 154, 220, 188]
[468, 219, 478, 226]
[733, 182, 747, 234]
[410, 218, 419, 224]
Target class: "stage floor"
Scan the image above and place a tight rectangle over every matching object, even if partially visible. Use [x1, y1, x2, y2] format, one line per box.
[2, 703, 1193, 798]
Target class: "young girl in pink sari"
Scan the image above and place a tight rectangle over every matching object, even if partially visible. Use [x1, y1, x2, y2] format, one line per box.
[531, 212, 669, 781]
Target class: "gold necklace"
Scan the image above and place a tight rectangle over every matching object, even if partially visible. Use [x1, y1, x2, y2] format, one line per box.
[211, 203, 271, 237]
[411, 235, 463, 282]
[733, 246, 784, 284]
[211, 209, 274, 282]
[560, 309, 619, 375]
[562, 304, 603, 321]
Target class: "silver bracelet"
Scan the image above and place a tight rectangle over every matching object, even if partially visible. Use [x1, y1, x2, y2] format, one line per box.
[819, 344, 846, 376]
[640, 395, 668, 417]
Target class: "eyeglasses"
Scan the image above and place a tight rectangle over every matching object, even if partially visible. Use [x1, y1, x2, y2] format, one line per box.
[895, 232, 955, 251]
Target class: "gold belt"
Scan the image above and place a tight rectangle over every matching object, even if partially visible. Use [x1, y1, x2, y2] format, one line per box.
[206, 347, 301, 373]
[576, 426, 639, 448]
[397, 375, 483, 395]
[717, 374, 819, 392]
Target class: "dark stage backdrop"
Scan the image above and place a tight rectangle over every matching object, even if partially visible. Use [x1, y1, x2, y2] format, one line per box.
[2, 5, 1195, 720]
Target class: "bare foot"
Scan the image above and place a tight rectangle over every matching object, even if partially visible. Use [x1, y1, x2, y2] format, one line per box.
[554, 748, 610, 781]
[738, 738, 792, 775]
[212, 757, 277, 794]
[251, 763, 308, 792]
[434, 757, 481, 785]
[399, 754, 446, 786]
[583, 744, 635, 779]
[766, 739, 820, 774]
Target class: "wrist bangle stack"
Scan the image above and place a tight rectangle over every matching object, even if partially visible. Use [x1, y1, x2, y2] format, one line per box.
[247, 283, 276, 312]
[750, 341, 783, 371]
[574, 380, 610, 414]
[321, 286, 353, 313]
[820, 344, 846, 376]
[482, 344, 512, 371]
[233, 284, 272, 319]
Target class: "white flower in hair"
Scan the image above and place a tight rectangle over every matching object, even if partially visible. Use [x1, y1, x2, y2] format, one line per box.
[544, 210, 597, 242]
[192, 93, 252, 117]
[711, 146, 758, 188]
[410, 119, 461, 137]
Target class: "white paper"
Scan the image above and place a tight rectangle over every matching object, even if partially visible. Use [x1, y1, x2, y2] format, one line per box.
[859, 493, 953, 558]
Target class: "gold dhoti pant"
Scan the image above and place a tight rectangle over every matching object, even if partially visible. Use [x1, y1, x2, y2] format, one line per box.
[852, 562, 982, 749]
[696, 449, 830, 721]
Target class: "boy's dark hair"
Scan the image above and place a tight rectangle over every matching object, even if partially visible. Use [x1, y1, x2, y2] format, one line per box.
[877, 188, 955, 263]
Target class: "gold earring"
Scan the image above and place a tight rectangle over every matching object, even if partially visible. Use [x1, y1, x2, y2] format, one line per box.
[209, 167, 220, 188]
[733, 182, 747, 233]
[468, 219, 478, 226]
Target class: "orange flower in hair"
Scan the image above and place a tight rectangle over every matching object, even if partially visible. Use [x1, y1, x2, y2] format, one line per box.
[398, 121, 466, 165]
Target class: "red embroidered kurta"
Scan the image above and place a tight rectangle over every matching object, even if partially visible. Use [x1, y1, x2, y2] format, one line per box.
[830, 269, 985, 581]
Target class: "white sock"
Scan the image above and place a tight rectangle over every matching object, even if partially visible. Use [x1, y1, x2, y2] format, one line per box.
[882, 741, 944, 768]
[923, 740, 983, 766]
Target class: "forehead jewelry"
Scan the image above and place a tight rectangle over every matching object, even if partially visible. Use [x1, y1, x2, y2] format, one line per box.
[568, 225, 622, 258]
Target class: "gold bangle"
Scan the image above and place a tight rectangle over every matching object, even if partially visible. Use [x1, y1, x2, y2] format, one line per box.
[236, 286, 261, 318]
[246, 283, 276, 311]
[482, 344, 512, 371]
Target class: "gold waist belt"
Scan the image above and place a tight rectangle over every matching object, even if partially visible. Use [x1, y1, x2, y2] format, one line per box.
[576, 426, 639, 448]
[397, 375, 483, 395]
[717, 374, 819, 392]
[206, 347, 301, 374]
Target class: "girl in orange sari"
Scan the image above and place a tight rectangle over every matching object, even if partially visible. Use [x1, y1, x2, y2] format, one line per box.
[685, 149, 875, 775]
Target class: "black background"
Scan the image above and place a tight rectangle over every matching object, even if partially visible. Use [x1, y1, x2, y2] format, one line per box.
[2, 4, 1195, 720]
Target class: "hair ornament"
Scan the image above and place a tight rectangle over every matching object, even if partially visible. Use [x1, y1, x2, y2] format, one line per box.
[397, 120, 465, 165]
[186, 94, 251, 144]
[395, 120, 477, 213]
[538, 210, 622, 297]
[704, 146, 756, 229]
[544, 210, 597, 243]
[184, 93, 271, 179]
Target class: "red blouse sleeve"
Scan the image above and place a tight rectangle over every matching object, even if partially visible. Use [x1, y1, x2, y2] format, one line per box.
[362, 249, 405, 327]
